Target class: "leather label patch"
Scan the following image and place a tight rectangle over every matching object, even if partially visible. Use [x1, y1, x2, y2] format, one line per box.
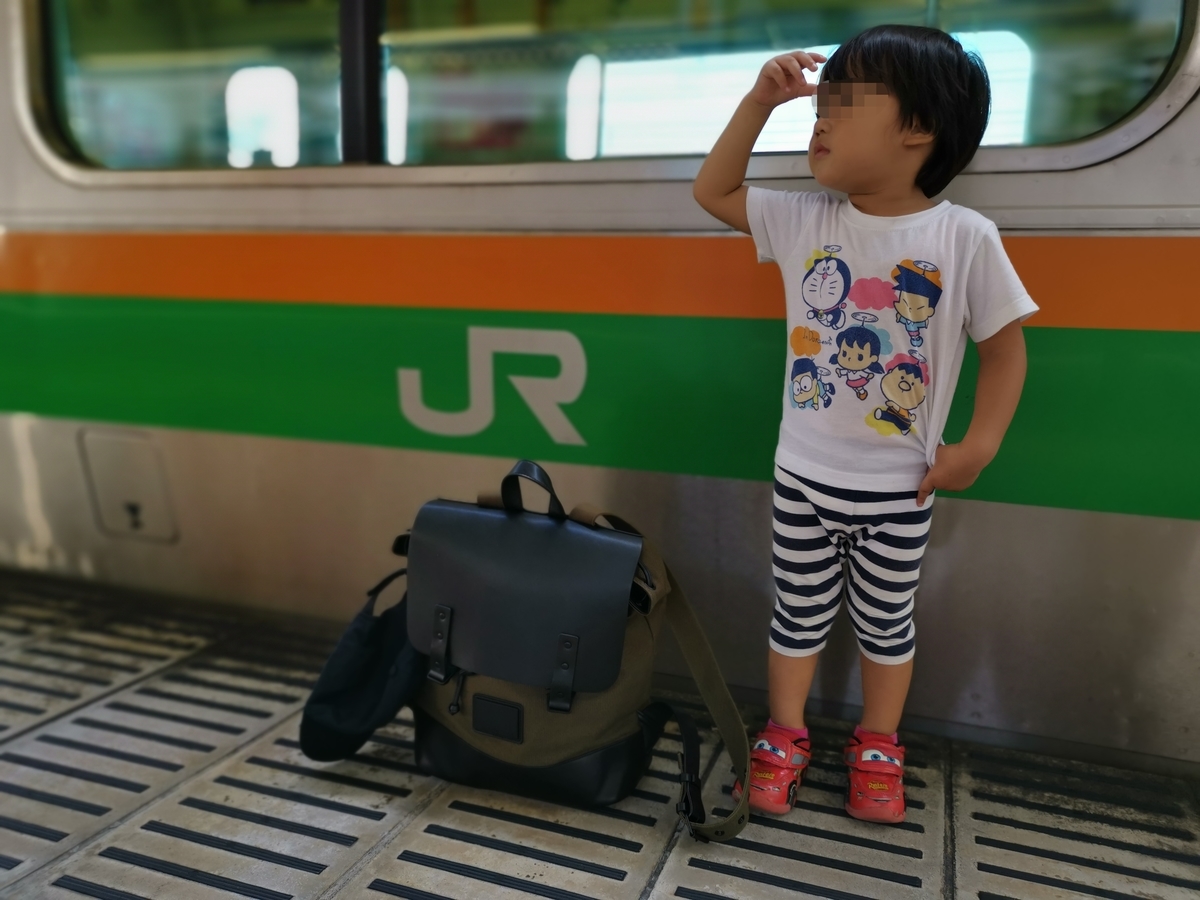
[472, 694, 524, 744]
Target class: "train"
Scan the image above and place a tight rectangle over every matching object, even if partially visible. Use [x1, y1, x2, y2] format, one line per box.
[0, 0, 1198, 782]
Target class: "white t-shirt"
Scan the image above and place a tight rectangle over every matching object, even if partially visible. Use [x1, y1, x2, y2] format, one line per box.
[747, 187, 1038, 492]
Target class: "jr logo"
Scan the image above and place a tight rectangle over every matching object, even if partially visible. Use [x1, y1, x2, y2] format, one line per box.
[398, 327, 588, 446]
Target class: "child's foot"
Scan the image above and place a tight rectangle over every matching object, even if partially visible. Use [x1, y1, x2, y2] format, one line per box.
[731, 721, 811, 815]
[844, 727, 906, 824]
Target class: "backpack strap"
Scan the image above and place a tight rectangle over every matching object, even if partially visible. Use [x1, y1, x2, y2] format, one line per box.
[568, 505, 670, 612]
[570, 505, 750, 842]
[662, 564, 751, 842]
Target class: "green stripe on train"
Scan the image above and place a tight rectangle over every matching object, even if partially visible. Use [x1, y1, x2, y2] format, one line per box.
[0, 294, 1195, 520]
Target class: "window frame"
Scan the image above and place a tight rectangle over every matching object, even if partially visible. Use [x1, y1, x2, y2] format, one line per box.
[12, 0, 1200, 188]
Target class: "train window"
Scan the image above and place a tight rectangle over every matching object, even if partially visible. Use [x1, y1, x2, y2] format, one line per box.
[381, 0, 1184, 167]
[44, 0, 340, 169]
[39, 1, 1187, 171]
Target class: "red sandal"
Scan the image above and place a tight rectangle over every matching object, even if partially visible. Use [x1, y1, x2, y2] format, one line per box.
[731, 723, 811, 815]
[844, 730, 906, 823]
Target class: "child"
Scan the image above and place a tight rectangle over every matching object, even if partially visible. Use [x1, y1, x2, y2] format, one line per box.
[693, 25, 1035, 823]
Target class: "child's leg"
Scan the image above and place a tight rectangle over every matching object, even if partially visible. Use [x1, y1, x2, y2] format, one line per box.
[768, 647, 819, 729]
[735, 466, 844, 814]
[860, 654, 914, 734]
[768, 464, 846, 714]
[841, 491, 932, 823]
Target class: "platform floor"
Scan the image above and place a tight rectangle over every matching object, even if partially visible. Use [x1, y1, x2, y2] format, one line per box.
[0, 577, 1197, 900]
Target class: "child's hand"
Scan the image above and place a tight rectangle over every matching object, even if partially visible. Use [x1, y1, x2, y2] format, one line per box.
[749, 51, 827, 109]
[916, 442, 992, 507]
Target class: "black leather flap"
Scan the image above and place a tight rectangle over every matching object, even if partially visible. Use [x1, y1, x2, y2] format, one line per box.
[407, 500, 643, 693]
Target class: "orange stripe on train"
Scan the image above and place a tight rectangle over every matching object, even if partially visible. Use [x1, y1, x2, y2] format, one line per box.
[0, 232, 1194, 331]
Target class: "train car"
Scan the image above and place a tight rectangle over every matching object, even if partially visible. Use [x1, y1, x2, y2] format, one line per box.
[0, 1, 1198, 898]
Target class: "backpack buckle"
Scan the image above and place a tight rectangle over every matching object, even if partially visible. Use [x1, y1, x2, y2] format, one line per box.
[546, 633, 579, 713]
[675, 751, 705, 836]
[427, 605, 454, 684]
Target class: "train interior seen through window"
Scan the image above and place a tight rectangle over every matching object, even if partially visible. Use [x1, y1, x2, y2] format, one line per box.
[43, 0, 1185, 170]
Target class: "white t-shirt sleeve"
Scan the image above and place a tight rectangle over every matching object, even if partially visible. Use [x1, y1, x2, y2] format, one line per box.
[964, 224, 1039, 342]
[746, 186, 807, 265]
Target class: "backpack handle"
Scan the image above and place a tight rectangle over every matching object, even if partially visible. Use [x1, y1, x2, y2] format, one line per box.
[501, 460, 566, 519]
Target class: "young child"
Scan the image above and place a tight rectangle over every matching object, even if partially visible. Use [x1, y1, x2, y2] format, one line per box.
[693, 25, 1036, 824]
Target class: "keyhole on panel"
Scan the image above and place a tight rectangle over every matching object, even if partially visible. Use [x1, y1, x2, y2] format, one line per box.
[124, 502, 143, 531]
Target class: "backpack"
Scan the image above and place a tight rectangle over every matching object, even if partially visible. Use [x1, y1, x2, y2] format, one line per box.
[298, 567, 425, 762]
[402, 460, 751, 842]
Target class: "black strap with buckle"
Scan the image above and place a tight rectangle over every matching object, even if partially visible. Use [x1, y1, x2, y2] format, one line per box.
[547, 633, 579, 712]
[672, 707, 706, 837]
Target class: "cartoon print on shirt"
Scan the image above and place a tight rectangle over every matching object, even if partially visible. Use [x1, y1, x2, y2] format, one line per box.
[789, 325, 824, 359]
[790, 357, 835, 410]
[891, 260, 942, 348]
[801, 245, 851, 330]
[847, 275, 896, 312]
[830, 315, 892, 400]
[868, 353, 929, 436]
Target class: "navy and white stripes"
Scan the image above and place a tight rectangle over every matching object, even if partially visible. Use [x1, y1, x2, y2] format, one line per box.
[769, 465, 933, 664]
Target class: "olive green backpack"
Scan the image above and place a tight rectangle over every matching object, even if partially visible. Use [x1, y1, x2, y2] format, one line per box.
[402, 460, 751, 842]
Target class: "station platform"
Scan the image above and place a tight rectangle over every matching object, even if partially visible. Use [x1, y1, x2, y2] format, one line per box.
[0, 575, 1196, 900]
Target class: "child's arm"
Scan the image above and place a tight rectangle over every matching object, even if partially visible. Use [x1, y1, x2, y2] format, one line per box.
[916, 320, 1027, 506]
[693, 51, 826, 233]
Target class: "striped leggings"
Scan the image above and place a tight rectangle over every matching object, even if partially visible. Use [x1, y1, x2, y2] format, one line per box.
[769, 465, 933, 665]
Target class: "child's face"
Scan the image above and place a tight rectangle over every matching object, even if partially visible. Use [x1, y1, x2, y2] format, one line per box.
[808, 81, 924, 195]
[881, 367, 925, 410]
[895, 291, 935, 323]
[837, 341, 878, 372]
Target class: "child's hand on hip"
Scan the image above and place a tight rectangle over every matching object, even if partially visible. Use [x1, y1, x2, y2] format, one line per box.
[749, 51, 826, 109]
[916, 442, 992, 507]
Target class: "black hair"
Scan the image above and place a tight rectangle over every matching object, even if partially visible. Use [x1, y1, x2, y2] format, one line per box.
[834, 325, 882, 357]
[821, 25, 991, 197]
[831, 326, 886, 373]
[791, 357, 819, 380]
[891, 361, 926, 383]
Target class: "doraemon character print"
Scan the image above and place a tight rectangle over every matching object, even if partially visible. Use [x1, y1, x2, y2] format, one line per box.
[801, 245, 851, 330]
[892, 260, 942, 347]
[790, 358, 835, 410]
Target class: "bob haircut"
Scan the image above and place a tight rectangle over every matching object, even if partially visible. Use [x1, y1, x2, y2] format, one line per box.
[791, 357, 819, 381]
[821, 25, 991, 198]
[832, 326, 885, 373]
